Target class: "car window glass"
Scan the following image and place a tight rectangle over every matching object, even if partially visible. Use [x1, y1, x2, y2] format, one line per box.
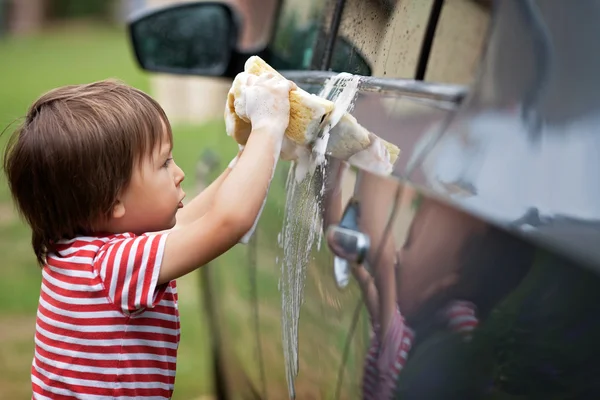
[333, 0, 491, 82]
[425, 0, 491, 84]
[269, 0, 371, 75]
[334, 0, 434, 78]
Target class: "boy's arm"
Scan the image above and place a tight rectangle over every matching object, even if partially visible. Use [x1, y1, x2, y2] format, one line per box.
[158, 73, 294, 285]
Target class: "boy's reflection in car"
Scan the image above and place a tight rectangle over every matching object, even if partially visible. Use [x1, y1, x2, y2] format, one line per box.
[322, 159, 534, 399]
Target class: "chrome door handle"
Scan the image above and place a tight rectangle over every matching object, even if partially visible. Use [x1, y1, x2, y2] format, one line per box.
[326, 199, 370, 288]
[326, 226, 370, 265]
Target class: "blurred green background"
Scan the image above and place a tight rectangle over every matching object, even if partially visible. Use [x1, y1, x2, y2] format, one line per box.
[0, 2, 365, 399]
[0, 19, 362, 400]
[0, 2, 303, 398]
[0, 3, 234, 398]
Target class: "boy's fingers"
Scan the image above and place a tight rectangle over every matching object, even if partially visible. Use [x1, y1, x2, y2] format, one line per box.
[238, 71, 296, 92]
[255, 72, 275, 84]
[237, 72, 257, 87]
[245, 74, 258, 86]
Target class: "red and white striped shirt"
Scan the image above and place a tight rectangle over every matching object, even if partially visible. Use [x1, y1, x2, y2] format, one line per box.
[32, 232, 180, 400]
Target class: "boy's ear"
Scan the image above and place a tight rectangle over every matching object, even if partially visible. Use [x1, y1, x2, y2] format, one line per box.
[112, 200, 126, 219]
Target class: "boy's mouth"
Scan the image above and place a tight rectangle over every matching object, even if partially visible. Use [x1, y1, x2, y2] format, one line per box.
[178, 193, 186, 209]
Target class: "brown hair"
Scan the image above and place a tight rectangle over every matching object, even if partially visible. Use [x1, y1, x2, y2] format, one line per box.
[3, 79, 172, 265]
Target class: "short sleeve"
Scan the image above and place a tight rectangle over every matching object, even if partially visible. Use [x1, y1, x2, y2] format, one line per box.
[93, 232, 170, 315]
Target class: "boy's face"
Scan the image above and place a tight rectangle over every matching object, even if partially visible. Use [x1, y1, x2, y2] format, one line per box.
[110, 134, 185, 234]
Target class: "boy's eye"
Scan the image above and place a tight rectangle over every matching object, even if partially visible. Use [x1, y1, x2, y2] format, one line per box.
[163, 158, 173, 168]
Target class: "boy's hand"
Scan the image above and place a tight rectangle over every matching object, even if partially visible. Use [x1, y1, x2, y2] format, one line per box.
[235, 72, 296, 135]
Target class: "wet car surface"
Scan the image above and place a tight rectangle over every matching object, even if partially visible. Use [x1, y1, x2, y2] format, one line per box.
[129, 0, 600, 398]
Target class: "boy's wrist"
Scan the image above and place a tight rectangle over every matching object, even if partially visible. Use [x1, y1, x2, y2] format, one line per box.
[251, 124, 287, 140]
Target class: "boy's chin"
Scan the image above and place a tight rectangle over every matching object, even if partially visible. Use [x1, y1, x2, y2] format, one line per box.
[164, 218, 177, 230]
[149, 217, 177, 233]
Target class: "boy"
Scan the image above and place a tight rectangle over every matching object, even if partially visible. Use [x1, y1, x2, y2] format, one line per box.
[3, 73, 295, 399]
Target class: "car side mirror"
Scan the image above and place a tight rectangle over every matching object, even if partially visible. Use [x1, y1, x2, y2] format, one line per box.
[127, 2, 242, 77]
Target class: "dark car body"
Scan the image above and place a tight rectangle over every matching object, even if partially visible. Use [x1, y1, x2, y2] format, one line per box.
[128, 1, 600, 398]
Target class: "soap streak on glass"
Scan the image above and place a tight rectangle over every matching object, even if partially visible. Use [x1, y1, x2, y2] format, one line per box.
[277, 73, 362, 399]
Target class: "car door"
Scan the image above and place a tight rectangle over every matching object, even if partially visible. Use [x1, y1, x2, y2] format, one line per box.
[202, 1, 494, 399]
[128, 1, 600, 399]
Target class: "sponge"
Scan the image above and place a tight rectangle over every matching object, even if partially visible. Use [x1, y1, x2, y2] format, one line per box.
[225, 56, 335, 147]
[225, 55, 400, 166]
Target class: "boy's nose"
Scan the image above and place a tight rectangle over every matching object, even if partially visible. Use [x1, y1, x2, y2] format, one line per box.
[174, 164, 185, 185]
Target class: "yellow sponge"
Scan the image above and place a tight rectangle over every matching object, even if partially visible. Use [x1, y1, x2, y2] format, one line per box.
[225, 56, 335, 146]
[225, 55, 400, 166]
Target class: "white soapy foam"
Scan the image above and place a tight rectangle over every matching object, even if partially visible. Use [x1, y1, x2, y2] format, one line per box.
[227, 144, 245, 169]
[231, 73, 251, 121]
[324, 73, 361, 127]
[224, 109, 237, 138]
[224, 77, 239, 138]
[348, 134, 394, 175]
[227, 155, 238, 169]
[313, 73, 361, 167]
[278, 73, 361, 399]
[290, 73, 362, 184]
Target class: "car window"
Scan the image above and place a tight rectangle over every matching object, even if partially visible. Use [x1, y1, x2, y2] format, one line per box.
[425, 0, 491, 84]
[333, 0, 433, 78]
[332, 0, 491, 83]
[269, 0, 372, 75]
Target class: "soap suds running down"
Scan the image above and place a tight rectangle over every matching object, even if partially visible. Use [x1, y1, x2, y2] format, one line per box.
[348, 132, 394, 175]
[293, 73, 362, 184]
[278, 73, 361, 399]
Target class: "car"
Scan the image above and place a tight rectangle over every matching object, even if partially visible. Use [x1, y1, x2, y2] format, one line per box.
[127, 1, 600, 399]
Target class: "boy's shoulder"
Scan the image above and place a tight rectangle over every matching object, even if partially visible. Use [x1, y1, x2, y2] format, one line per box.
[57, 232, 133, 245]
[52, 231, 169, 257]
[52, 232, 147, 256]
